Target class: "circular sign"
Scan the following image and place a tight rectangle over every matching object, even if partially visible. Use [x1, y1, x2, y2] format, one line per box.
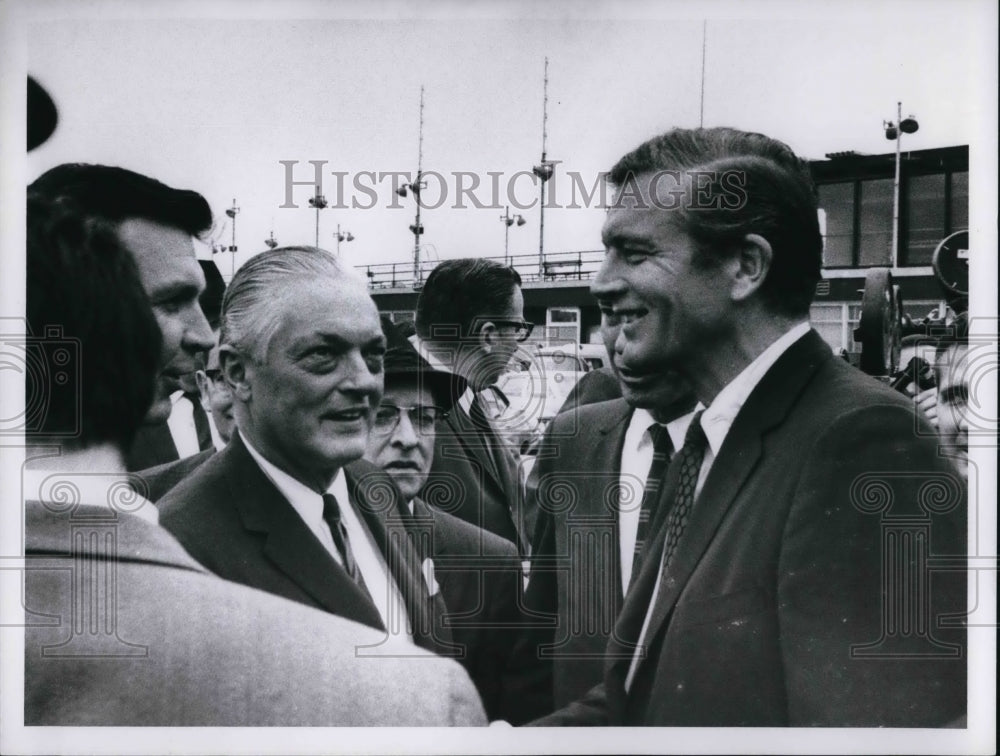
[932, 230, 969, 296]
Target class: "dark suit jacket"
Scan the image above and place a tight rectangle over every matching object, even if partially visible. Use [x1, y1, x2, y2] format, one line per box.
[158, 434, 454, 657]
[24, 500, 485, 725]
[124, 420, 180, 471]
[408, 497, 522, 720]
[533, 331, 967, 727]
[506, 399, 633, 723]
[425, 402, 526, 552]
[134, 448, 214, 502]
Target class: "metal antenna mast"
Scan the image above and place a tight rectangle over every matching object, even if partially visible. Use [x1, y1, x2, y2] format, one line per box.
[534, 57, 556, 277]
[412, 86, 425, 285]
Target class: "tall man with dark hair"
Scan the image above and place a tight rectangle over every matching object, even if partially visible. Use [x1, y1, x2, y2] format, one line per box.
[413, 258, 531, 549]
[531, 127, 966, 727]
[159, 248, 455, 657]
[28, 164, 216, 470]
[23, 199, 485, 726]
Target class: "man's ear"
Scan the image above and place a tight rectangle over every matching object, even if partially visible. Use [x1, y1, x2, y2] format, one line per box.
[219, 345, 252, 402]
[194, 371, 212, 410]
[478, 321, 497, 354]
[731, 233, 773, 303]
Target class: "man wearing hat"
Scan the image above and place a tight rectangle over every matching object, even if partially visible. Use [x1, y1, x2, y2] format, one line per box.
[365, 318, 523, 720]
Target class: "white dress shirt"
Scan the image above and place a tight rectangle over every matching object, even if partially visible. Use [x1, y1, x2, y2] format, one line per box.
[241, 434, 413, 643]
[165, 391, 202, 459]
[624, 321, 811, 691]
[618, 408, 695, 594]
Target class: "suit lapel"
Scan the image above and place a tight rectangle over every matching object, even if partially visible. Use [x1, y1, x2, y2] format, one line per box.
[224, 437, 384, 629]
[347, 462, 454, 655]
[627, 331, 833, 687]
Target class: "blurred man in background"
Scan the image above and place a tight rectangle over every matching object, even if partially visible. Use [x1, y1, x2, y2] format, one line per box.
[364, 318, 522, 719]
[413, 258, 531, 551]
[935, 314, 970, 477]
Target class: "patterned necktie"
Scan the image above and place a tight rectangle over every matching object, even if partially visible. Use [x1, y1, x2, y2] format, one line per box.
[321, 493, 365, 590]
[183, 391, 214, 452]
[659, 410, 708, 573]
[630, 424, 674, 584]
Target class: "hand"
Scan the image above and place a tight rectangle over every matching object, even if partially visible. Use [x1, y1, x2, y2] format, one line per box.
[913, 387, 938, 428]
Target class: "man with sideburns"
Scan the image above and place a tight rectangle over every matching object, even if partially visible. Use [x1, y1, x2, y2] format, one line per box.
[530, 127, 966, 727]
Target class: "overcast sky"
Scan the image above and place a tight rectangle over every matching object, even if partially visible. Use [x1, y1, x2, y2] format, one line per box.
[16, 0, 996, 278]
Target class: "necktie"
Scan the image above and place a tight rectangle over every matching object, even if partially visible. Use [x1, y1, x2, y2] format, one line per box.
[469, 390, 492, 430]
[184, 391, 214, 452]
[659, 410, 707, 575]
[321, 493, 365, 589]
[623, 410, 706, 693]
[630, 424, 675, 585]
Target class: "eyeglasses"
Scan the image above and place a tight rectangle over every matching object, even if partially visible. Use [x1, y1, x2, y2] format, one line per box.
[204, 369, 229, 389]
[493, 319, 535, 342]
[372, 404, 447, 435]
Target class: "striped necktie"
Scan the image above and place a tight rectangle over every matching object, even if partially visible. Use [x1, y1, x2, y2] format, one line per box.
[630, 423, 674, 585]
[321, 493, 367, 594]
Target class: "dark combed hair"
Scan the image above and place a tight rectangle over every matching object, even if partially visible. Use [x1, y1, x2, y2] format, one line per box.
[415, 258, 523, 340]
[29, 163, 213, 237]
[26, 196, 162, 451]
[608, 127, 822, 317]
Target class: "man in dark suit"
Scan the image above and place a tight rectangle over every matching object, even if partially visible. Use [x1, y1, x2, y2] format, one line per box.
[159, 247, 453, 657]
[412, 258, 532, 551]
[22, 197, 485, 726]
[508, 326, 696, 722]
[28, 164, 217, 471]
[531, 127, 966, 727]
[364, 318, 523, 719]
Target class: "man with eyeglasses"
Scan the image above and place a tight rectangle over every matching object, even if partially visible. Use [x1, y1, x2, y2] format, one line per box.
[363, 318, 523, 720]
[135, 336, 234, 501]
[412, 258, 533, 551]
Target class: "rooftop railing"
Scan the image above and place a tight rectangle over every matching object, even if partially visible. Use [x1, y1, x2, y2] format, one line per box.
[356, 249, 605, 289]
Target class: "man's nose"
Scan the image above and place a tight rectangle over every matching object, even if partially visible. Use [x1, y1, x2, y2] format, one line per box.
[591, 254, 625, 302]
[392, 413, 419, 447]
[183, 304, 215, 353]
[339, 351, 382, 396]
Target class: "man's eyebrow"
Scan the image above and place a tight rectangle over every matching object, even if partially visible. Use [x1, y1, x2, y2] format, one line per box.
[149, 280, 203, 301]
[601, 231, 655, 248]
[939, 384, 969, 403]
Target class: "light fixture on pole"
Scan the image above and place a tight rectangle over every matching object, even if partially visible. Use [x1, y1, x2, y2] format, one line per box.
[499, 205, 526, 266]
[534, 57, 558, 277]
[335, 224, 355, 256]
[308, 186, 328, 249]
[883, 102, 919, 268]
[224, 199, 240, 280]
[264, 230, 278, 249]
[397, 86, 427, 287]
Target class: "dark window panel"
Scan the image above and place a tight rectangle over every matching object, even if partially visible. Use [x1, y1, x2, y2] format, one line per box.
[905, 173, 946, 265]
[818, 182, 855, 267]
[859, 178, 893, 266]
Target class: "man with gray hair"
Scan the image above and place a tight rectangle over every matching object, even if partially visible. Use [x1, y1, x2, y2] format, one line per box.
[159, 247, 454, 657]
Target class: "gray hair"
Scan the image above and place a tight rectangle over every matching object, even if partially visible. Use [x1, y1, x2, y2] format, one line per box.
[220, 246, 357, 362]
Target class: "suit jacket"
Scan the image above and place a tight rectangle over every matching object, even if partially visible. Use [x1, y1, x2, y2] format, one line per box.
[534, 330, 967, 727]
[408, 497, 522, 720]
[23, 500, 486, 726]
[134, 447, 214, 502]
[506, 399, 633, 723]
[158, 434, 454, 656]
[124, 419, 179, 471]
[426, 402, 526, 551]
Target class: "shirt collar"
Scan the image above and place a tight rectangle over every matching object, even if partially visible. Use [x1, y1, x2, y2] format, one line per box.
[624, 406, 696, 456]
[700, 322, 811, 456]
[241, 431, 347, 513]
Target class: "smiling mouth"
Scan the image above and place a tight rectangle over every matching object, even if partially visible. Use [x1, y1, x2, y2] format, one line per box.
[324, 408, 369, 422]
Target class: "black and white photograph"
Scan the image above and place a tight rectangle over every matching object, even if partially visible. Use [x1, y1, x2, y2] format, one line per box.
[0, 0, 996, 753]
